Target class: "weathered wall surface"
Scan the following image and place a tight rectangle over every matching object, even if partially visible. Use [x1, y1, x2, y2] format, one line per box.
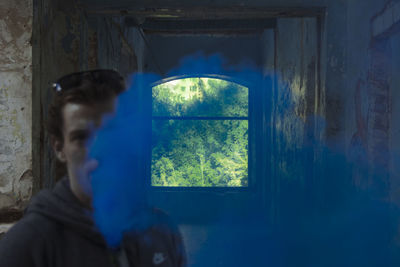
[33, 0, 89, 191]
[21, 0, 399, 212]
[78, 0, 347, 224]
[346, 0, 400, 201]
[0, 0, 33, 211]
[273, 17, 320, 221]
[390, 23, 400, 204]
[0, 0, 138, 221]
[31, 1, 138, 192]
[345, 0, 383, 188]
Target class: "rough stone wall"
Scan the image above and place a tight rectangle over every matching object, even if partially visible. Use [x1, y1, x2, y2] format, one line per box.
[0, 0, 33, 210]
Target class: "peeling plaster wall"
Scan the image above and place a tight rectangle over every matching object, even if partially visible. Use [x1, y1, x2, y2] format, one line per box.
[0, 0, 33, 210]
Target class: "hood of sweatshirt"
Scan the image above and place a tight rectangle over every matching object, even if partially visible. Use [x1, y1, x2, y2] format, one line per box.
[25, 177, 107, 246]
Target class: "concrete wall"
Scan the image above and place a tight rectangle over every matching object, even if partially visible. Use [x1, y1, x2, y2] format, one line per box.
[0, 0, 33, 211]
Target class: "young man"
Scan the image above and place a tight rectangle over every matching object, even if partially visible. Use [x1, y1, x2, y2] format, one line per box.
[0, 70, 186, 266]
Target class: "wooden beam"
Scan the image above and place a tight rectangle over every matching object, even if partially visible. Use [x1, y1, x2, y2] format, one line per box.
[84, 7, 326, 19]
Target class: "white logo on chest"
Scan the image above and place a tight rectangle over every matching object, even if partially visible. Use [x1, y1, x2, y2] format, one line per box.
[153, 252, 166, 265]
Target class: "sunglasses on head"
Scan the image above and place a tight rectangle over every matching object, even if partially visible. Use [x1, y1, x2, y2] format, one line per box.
[52, 69, 123, 93]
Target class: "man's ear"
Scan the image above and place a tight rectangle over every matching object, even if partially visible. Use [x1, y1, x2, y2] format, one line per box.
[51, 136, 66, 163]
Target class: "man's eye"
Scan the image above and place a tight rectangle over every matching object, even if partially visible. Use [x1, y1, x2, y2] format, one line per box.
[72, 133, 89, 142]
[77, 134, 88, 140]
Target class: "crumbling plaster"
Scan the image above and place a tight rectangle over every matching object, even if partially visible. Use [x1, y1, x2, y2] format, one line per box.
[0, 0, 33, 209]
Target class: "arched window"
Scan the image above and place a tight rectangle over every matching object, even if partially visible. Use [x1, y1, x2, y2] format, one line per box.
[151, 77, 249, 187]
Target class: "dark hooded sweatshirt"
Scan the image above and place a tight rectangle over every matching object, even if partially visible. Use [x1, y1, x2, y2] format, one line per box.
[0, 178, 186, 267]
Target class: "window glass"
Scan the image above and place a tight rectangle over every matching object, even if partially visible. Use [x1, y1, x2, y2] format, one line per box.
[152, 77, 249, 187]
[152, 77, 248, 117]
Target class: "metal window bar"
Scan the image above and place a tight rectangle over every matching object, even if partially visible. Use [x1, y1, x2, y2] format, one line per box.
[152, 116, 248, 120]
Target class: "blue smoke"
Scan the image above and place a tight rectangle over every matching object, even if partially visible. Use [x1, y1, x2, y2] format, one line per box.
[89, 53, 400, 265]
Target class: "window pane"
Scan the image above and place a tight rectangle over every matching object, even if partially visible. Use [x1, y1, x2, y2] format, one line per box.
[152, 78, 248, 117]
[152, 120, 248, 187]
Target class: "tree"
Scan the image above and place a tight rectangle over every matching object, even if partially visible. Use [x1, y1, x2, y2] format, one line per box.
[152, 78, 249, 187]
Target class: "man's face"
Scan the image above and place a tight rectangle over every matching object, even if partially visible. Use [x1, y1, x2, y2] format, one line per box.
[53, 99, 116, 206]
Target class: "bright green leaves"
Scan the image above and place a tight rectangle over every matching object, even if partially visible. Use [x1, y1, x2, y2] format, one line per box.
[151, 77, 249, 187]
[152, 77, 248, 117]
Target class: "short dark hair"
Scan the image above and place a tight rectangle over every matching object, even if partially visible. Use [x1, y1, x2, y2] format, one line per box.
[47, 69, 125, 141]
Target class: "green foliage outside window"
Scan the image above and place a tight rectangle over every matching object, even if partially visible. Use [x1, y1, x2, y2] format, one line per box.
[151, 77, 249, 187]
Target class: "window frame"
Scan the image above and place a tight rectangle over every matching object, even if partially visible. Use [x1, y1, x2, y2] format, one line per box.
[133, 16, 277, 223]
[148, 74, 256, 193]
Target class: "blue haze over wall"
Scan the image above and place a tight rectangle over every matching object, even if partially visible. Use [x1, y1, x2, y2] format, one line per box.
[89, 53, 400, 266]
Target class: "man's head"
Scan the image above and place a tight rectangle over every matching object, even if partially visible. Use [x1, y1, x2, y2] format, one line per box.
[48, 70, 125, 207]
